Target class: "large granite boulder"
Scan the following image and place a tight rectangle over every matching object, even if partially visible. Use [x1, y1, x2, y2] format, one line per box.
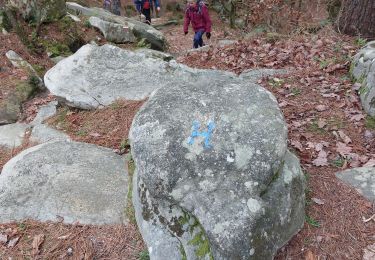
[336, 167, 375, 201]
[44, 44, 210, 109]
[351, 41, 375, 117]
[0, 141, 128, 225]
[7, 0, 66, 23]
[89, 16, 136, 43]
[0, 123, 29, 148]
[66, 2, 166, 50]
[130, 72, 306, 259]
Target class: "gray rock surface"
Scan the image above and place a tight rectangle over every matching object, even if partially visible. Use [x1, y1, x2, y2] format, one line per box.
[336, 167, 375, 201]
[130, 73, 305, 259]
[135, 48, 174, 61]
[0, 141, 128, 225]
[66, 2, 166, 50]
[240, 68, 289, 82]
[89, 16, 136, 43]
[31, 101, 58, 125]
[217, 39, 238, 48]
[30, 124, 70, 144]
[44, 44, 226, 109]
[50, 55, 66, 64]
[351, 41, 375, 117]
[66, 12, 81, 22]
[5, 50, 44, 89]
[0, 123, 29, 148]
[7, 0, 66, 23]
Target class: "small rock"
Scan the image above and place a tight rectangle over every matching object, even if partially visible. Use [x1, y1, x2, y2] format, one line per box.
[312, 197, 325, 205]
[0, 233, 7, 243]
[67, 247, 73, 256]
[7, 237, 19, 248]
[315, 105, 328, 112]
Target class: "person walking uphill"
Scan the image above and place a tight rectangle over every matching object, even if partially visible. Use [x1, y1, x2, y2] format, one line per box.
[184, 0, 212, 49]
[134, 0, 161, 25]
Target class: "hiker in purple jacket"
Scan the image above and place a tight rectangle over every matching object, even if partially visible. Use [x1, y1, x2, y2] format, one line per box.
[183, 0, 212, 49]
[134, 0, 161, 24]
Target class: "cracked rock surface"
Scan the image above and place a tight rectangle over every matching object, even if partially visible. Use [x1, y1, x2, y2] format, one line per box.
[130, 72, 306, 259]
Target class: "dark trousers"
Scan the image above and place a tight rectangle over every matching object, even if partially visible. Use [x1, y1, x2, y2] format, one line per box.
[142, 8, 151, 24]
[193, 30, 205, 48]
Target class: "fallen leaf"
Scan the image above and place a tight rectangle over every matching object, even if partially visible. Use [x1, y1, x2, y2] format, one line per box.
[89, 132, 101, 138]
[338, 130, 352, 144]
[350, 114, 365, 121]
[313, 150, 329, 166]
[317, 119, 327, 129]
[32, 234, 45, 256]
[7, 237, 19, 248]
[363, 158, 375, 167]
[336, 142, 352, 156]
[291, 140, 304, 151]
[315, 105, 328, 112]
[305, 250, 316, 260]
[363, 243, 375, 260]
[312, 197, 325, 205]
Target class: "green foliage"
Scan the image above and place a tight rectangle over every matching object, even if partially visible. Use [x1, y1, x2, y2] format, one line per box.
[291, 87, 301, 96]
[75, 129, 87, 136]
[307, 120, 327, 135]
[138, 250, 150, 260]
[354, 37, 367, 47]
[331, 156, 346, 168]
[0, 9, 12, 31]
[125, 153, 136, 224]
[188, 231, 213, 259]
[83, 19, 92, 28]
[137, 38, 151, 49]
[180, 244, 187, 260]
[268, 77, 284, 88]
[305, 215, 320, 227]
[32, 64, 46, 76]
[365, 116, 375, 129]
[18, 222, 27, 231]
[120, 138, 130, 150]
[44, 41, 72, 57]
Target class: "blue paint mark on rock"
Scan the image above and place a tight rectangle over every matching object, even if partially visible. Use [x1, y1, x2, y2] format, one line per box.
[188, 120, 215, 149]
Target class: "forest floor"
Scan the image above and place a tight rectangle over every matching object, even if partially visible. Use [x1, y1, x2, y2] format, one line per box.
[1, 2, 375, 260]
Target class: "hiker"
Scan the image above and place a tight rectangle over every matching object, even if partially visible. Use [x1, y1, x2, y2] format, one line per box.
[103, 0, 121, 16]
[183, 0, 212, 49]
[134, 0, 161, 25]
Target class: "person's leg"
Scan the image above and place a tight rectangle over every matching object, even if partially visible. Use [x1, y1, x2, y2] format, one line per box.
[193, 31, 204, 48]
[198, 30, 204, 47]
[143, 8, 151, 24]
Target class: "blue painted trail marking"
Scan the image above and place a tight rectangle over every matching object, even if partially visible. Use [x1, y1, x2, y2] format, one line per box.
[188, 120, 215, 149]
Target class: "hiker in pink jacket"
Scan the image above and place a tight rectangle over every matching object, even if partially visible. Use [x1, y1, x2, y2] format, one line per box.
[184, 0, 212, 49]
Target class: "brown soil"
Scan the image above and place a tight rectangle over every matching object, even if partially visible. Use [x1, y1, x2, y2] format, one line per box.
[46, 99, 145, 150]
[0, 220, 145, 259]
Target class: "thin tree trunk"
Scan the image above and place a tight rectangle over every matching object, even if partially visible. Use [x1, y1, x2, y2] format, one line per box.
[338, 0, 375, 39]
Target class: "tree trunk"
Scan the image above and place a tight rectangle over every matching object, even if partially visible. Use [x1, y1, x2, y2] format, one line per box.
[337, 0, 375, 39]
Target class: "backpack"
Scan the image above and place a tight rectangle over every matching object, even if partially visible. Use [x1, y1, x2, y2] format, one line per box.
[143, 0, 150, 9]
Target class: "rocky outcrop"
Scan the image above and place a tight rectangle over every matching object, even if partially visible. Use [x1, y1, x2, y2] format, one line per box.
[66, 2, 166, 50]
[89, 16, 136, 43]
[351, 41, 375, 117]
[0, 50, 44, 124]
[0, 123, 29, 148]
[0, 141, 128, 225]
[336, 167, 375, 201]
[44, 44, 215, 109]
[7, 0, 66, 23]
[130, 70, 305, 259]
